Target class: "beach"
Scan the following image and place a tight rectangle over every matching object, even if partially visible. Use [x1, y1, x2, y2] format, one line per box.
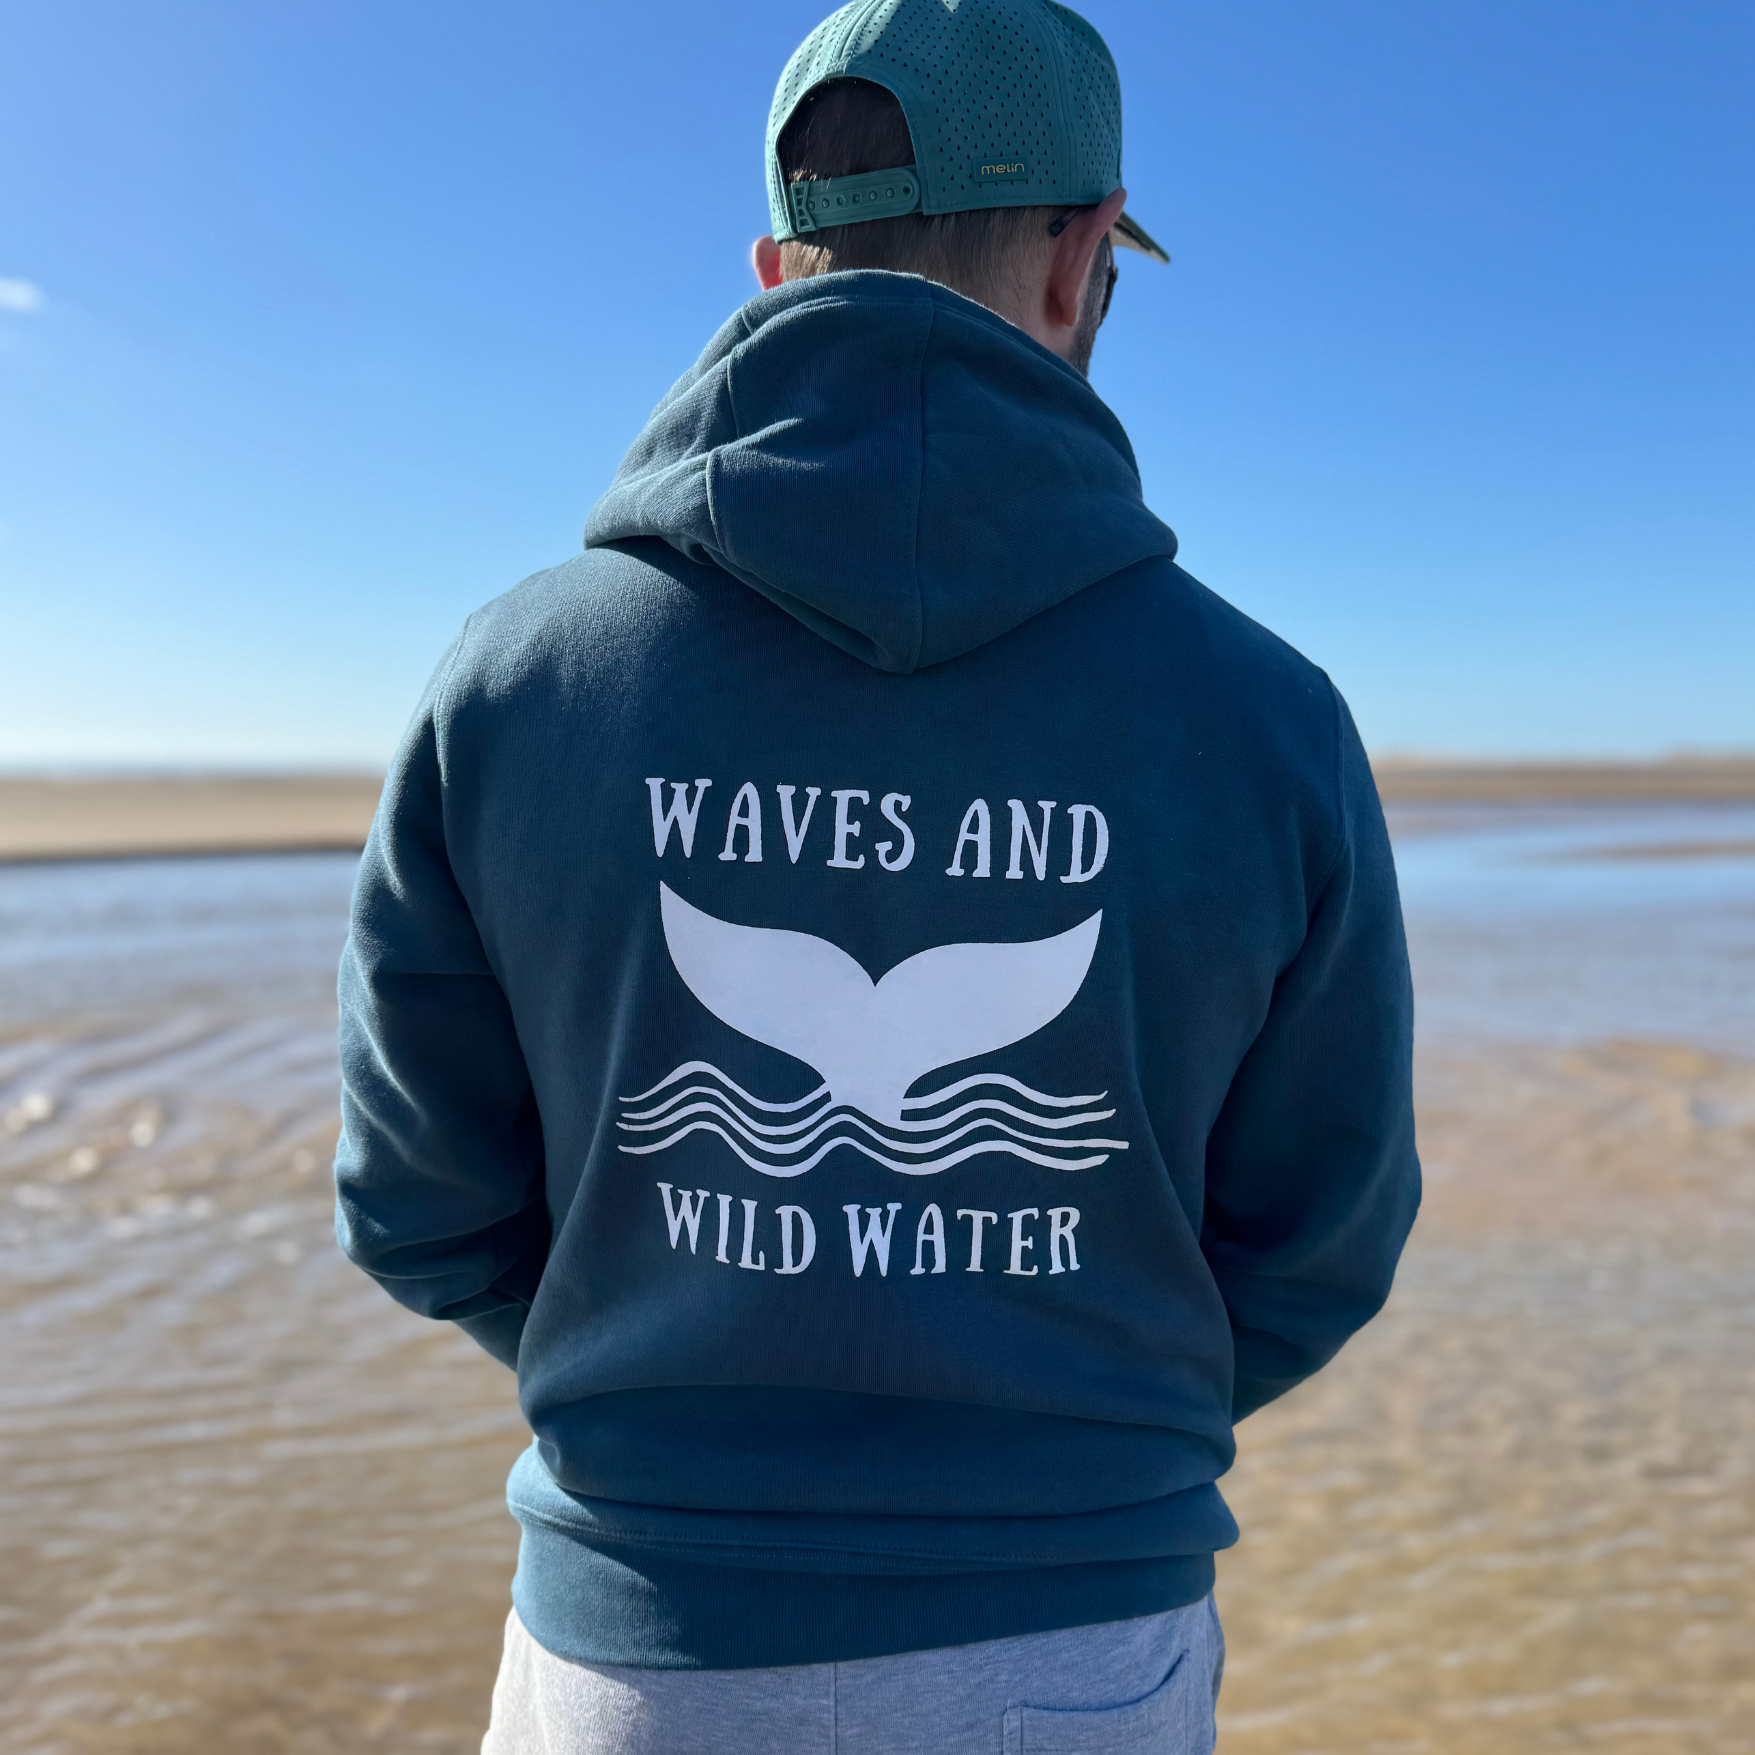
[6, 760, 1755, 866]
[0, 774, 383, 864]
[2, 772, 1752, 1751]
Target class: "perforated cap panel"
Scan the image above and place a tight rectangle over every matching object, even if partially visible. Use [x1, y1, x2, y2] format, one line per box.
[1040, 2, 1123, 199]
[766, 0, 1138, 239]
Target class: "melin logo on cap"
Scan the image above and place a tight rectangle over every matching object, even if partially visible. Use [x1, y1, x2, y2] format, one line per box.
[975, 158, 1030, 181]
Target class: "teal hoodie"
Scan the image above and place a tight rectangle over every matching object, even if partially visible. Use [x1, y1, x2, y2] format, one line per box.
[335, 272, 1419, 1669]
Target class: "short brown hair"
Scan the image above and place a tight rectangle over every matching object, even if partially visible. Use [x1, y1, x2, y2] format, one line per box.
[775, 79, 1053, 311]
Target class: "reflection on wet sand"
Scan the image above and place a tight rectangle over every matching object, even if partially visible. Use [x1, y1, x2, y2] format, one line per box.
[2, 804, 1753, 1752]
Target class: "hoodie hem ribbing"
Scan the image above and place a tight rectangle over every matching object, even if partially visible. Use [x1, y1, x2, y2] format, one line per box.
[509, 1524, 1217, 1669]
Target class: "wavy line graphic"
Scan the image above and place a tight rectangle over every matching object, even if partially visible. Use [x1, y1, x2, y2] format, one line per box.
[617, 1061, 1128, 1178]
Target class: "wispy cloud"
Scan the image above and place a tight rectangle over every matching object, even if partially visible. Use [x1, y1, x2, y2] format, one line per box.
[0, 278, 45, 314]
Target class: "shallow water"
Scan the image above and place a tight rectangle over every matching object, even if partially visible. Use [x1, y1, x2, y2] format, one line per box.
[1, 807, 1752, 1752]
[1395, 803, 1755, 1054]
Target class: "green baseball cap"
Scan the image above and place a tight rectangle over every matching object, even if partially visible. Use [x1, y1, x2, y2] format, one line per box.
[766, 0, 1168, 264]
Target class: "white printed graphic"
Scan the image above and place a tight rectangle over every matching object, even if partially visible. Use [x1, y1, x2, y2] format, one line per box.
[618, 885, 1128, 1177]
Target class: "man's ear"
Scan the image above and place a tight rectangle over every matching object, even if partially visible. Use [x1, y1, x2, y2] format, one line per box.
[1041, 188, 1127, 335]
[752, 235, 784, 290]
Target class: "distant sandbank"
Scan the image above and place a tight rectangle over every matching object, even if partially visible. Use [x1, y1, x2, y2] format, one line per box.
[0, 774, 384, 864]
[1372, 755, 1755, 802]
[3, 758, 1754, 863]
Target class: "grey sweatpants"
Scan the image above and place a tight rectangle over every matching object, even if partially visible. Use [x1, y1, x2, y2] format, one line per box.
[481, 1595, 1224, 1754]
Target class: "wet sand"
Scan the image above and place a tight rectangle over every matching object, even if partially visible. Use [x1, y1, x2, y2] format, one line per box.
[1218, 1040, 1755, 1753]
[2, 799, 1753, 1752]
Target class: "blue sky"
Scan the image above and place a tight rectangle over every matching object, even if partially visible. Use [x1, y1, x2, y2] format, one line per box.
[2, 0, 1750, 766]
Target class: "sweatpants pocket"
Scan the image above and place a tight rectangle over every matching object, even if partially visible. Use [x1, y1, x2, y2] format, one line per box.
[1002, 1644, 1213, 1754]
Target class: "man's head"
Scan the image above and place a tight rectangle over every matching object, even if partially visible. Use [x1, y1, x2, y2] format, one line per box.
[750, 0, 1166, 377]
[753, 79, 1124, 375]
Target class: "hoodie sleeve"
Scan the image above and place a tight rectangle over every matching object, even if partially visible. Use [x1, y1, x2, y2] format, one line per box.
[333, 636, 549, 1369]
[1200, 686, 1420, 1420]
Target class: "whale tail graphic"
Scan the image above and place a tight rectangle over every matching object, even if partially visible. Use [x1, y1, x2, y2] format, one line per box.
[657, 883, 1101, 1128]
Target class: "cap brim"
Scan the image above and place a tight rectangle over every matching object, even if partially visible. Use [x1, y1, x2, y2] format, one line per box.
[1111, 210, 1169, 265]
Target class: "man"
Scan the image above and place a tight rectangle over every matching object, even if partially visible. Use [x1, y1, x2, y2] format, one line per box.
[335, 2, 1420, 1749]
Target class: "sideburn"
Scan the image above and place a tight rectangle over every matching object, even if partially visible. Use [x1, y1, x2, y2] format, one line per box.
[1067, 235, 1112, 378]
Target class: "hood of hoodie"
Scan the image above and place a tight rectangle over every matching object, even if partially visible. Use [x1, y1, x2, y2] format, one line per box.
[583, 271, 1177, 674]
